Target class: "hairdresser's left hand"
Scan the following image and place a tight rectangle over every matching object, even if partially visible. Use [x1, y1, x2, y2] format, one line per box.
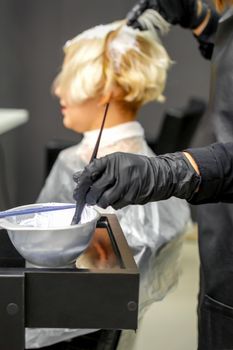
[127, 0, 208, 30]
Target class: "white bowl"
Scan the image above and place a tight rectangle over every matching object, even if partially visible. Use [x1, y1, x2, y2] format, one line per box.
[0, 203, 100, 267]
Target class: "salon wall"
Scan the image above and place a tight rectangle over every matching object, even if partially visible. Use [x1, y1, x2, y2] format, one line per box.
[0, 0, 211, 206]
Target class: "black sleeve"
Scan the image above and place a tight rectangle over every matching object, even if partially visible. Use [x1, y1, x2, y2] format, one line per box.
[186, 143, 233, 204]
[194, 9, 219, 60]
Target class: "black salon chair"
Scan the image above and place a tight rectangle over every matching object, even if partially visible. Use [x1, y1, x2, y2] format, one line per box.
[148, 97, 206, 154]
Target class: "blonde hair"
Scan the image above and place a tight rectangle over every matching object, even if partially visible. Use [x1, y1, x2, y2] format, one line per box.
[54, 17, 171, 107]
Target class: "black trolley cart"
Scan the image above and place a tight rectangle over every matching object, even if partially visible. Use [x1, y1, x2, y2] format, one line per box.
[0, 214, 139, 350]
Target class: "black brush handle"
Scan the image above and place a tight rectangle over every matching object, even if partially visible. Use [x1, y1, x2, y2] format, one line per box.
[71, 103, 109, 225]
[89, 103, 109, 162]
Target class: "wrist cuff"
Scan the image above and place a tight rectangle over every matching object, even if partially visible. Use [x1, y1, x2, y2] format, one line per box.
[193, 9, 219, 59]
[196, 8, 219, 40]
[191, 3, 208, 29]
[185, 145, 222, 204]
[158, 152, 201, 201]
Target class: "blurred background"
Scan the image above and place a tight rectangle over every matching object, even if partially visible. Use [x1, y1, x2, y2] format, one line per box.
[0, 1, 215, 349]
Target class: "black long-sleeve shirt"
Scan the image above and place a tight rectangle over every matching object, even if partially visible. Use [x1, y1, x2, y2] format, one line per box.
[187, 143, 233, 204]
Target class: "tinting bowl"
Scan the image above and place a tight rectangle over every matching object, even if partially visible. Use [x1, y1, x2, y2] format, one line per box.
[0, 203, 100, 268]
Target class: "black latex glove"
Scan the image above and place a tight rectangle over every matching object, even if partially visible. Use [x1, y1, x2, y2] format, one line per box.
[127, 0, 208, 30]
[73, 152, 201, 210]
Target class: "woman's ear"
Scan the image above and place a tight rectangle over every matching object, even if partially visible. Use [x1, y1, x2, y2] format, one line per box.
[98, 91, 112, 106]
[98, 85, 126, 106]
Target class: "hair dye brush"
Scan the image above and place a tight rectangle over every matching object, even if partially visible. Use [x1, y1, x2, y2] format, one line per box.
[71, 103, 110, 225]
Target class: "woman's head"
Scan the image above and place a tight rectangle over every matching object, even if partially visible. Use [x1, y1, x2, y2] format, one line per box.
[54, 15, 171, 132]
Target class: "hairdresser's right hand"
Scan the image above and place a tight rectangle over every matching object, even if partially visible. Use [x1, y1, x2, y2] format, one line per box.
[127, 0, 208, 30]
[73, 152, 201, 210]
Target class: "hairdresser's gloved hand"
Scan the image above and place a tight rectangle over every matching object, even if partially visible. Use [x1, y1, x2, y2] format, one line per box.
[73, 152, 201, 210]
[127, 0, 208, 30]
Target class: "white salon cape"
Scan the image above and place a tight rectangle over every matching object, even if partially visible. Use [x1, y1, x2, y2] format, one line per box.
[26, 121, 190, 349]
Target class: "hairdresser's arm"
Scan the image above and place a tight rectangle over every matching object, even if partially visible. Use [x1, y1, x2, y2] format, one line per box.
[73, 143, 233, 210]
[185, 143, 233, 204]
[127, 0, 219, 59]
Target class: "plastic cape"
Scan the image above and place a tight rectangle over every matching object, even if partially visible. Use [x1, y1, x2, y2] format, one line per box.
[26, 122, 190, 348]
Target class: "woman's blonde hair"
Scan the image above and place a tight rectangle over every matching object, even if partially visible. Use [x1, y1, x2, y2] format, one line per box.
[53, 18, 171, 107]
[214, 0, 233, 12]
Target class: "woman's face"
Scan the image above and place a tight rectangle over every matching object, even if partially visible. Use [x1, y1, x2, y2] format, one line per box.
[55, 85, 104, 133]
[54, 52, 106, 133]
